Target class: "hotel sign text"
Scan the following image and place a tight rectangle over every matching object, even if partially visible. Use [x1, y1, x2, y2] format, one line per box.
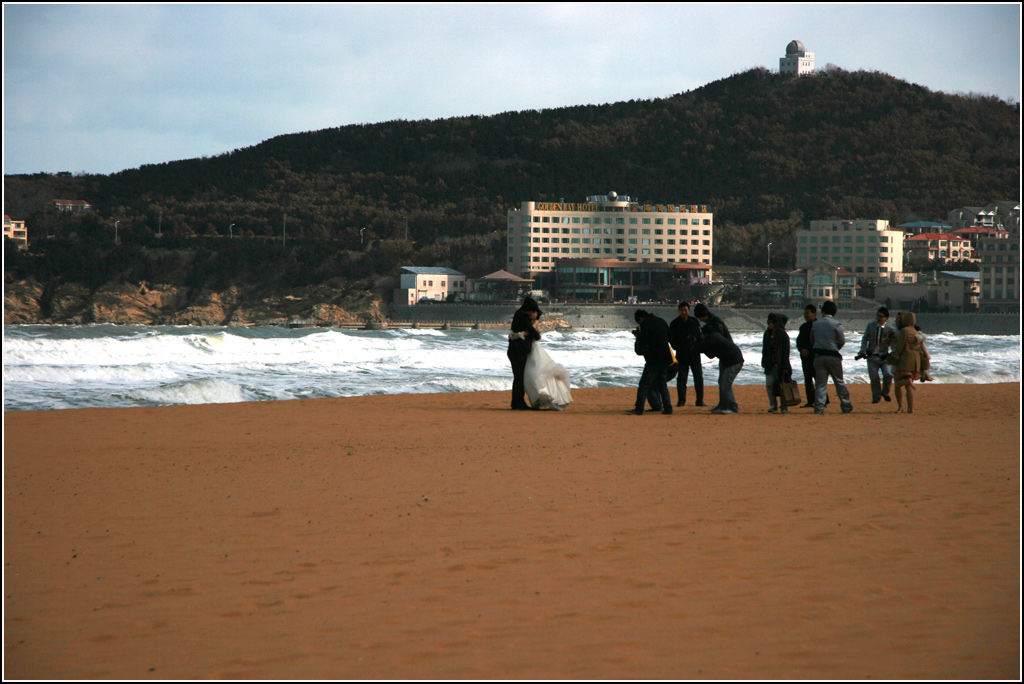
[536, 203, 709, 213]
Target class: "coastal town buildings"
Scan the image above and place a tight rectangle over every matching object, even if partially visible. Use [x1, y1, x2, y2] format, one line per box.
[394, 267, 467, 305]
[4, 215, 29, 249]
[795, 219, 905, 280]
[904, 232, 976, 267]
[779, 40, 814, 75]
[550, 258, 711, 302]
[467, 270, 534, 302]
[978, 234, 1020, 313]
[787, 260, 857, 310]
[53, 199, 92, 213]
[946, 201, 1019, 231]
[897, 221, 952, 236]
[930, 271, 981, 312]
[506, 192, 714, 286]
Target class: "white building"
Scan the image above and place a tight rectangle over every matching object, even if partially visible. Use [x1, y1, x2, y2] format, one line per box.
[506, 192, 714, 279]
[787, 260, 857, 310]
[795, 219, 905, 279]
[394, 267, 467, 305]
[780, 40, 814, 75]
[4, 215, 28, 249]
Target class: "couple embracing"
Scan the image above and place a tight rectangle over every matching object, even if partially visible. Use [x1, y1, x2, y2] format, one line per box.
[507, 297, 573, 411]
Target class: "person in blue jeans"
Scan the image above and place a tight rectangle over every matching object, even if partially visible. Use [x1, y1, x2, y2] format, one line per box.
[699, 326, 744, 414]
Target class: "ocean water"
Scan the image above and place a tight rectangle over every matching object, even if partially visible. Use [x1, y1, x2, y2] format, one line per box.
[2, 324, 1020, 412]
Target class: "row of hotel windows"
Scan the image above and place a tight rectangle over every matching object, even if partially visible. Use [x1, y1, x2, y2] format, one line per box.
[800, 246, 889, 253]
[520, 248, 711, 256]
[522, 255, 711, 263]
[515, 216, 711, 226]
[799, 255, 891, 263]
[516, 227, 711, 236]
[800, 235, 890, 243]
[525, 237, 711, 246]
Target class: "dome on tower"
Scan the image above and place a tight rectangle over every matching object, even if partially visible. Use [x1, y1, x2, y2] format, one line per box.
[786, 40, 805, 56]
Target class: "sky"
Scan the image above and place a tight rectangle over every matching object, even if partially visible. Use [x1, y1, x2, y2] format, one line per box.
[3, 3, 1021, 177]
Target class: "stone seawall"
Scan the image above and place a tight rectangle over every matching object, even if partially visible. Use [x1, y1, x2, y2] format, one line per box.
[390, 304, 1020, 336]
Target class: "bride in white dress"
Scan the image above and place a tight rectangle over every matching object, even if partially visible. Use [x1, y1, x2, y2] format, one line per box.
[524, 337, 573, 411]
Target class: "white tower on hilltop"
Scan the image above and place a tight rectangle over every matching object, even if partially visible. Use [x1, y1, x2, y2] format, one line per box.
[780, 39, 815, 75]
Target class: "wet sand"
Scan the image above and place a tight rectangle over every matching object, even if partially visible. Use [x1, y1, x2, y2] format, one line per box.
[4, 383, 1020, 679]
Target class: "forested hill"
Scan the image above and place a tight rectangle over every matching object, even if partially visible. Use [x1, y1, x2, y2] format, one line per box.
[5, 66, 1020, 272]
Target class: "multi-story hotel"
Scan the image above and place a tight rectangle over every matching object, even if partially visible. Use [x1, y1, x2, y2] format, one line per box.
[795, 219, 905, 280]
[506, 192, 714, 280]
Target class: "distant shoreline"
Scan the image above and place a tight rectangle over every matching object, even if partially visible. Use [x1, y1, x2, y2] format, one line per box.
[389, 304, 1021, 335]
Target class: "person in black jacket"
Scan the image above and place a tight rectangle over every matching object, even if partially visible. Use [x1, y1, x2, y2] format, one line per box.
[796, 303, 828, 408]
[693, 303, 732, 341]
[507, 297, 541, 410]
[699, 327, 744, 414]
[626, 309, 673, 415]
[761, 312, 793, 413]
[669, 302, 705, 407]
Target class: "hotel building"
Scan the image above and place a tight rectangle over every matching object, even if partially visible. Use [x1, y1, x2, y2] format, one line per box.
[795, 219, 905, 280]
[506, 192, 714, 282]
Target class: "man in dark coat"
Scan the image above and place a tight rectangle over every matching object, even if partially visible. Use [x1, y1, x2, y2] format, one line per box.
[693, 303, 732, 341]
[699, 326, 745, 414]
[796, 303, 828, 408]
[507, 297, 541, 410]
[626, 309, 674, 415]
[761, 312, 793, 413]
[669, 301, 705, 407]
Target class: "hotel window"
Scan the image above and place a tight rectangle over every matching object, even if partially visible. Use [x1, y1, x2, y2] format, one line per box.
[668, 219, 676, 225]
[679, 219, 688, 225]
[629, 218, 638, 225]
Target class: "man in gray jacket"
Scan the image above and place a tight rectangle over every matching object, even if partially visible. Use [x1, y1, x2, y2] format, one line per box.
[856, 307, 897, 404]
[811, 300, 853, 415]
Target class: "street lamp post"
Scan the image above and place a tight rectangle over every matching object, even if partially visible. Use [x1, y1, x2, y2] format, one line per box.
[115, 220, 120, 245]
[229, 223, 235, 239]
[767, 242, 772, 271]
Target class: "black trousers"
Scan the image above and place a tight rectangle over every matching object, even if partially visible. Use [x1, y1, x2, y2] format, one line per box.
[508, 350, 529, 409]
[636, 362, 672, 413]
[801, 353, 828, 405]
[675, 351, 704, 404]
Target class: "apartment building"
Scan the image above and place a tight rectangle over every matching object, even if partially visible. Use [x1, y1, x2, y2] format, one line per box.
[795, 219, 904, 279]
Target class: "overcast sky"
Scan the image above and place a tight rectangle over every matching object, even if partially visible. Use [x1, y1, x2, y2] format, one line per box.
[3, 3, 1021, 176]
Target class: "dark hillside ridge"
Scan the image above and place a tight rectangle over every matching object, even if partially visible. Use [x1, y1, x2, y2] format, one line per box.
[5, 67, 1018, 281]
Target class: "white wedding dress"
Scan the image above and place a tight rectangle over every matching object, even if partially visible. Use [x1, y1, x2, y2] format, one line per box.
[524, 341, 573, 410]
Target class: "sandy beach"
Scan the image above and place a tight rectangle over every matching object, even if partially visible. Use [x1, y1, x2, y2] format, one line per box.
[4, 383, 1020, 679]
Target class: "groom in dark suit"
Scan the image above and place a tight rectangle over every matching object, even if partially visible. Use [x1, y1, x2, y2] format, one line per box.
[507, 297, 542, 410]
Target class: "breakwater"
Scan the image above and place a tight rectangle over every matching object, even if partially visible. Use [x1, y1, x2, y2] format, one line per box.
[389, 304, 1020, 335]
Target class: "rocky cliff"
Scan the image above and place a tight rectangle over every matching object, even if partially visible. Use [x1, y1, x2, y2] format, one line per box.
[3, 278, 389, 326]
